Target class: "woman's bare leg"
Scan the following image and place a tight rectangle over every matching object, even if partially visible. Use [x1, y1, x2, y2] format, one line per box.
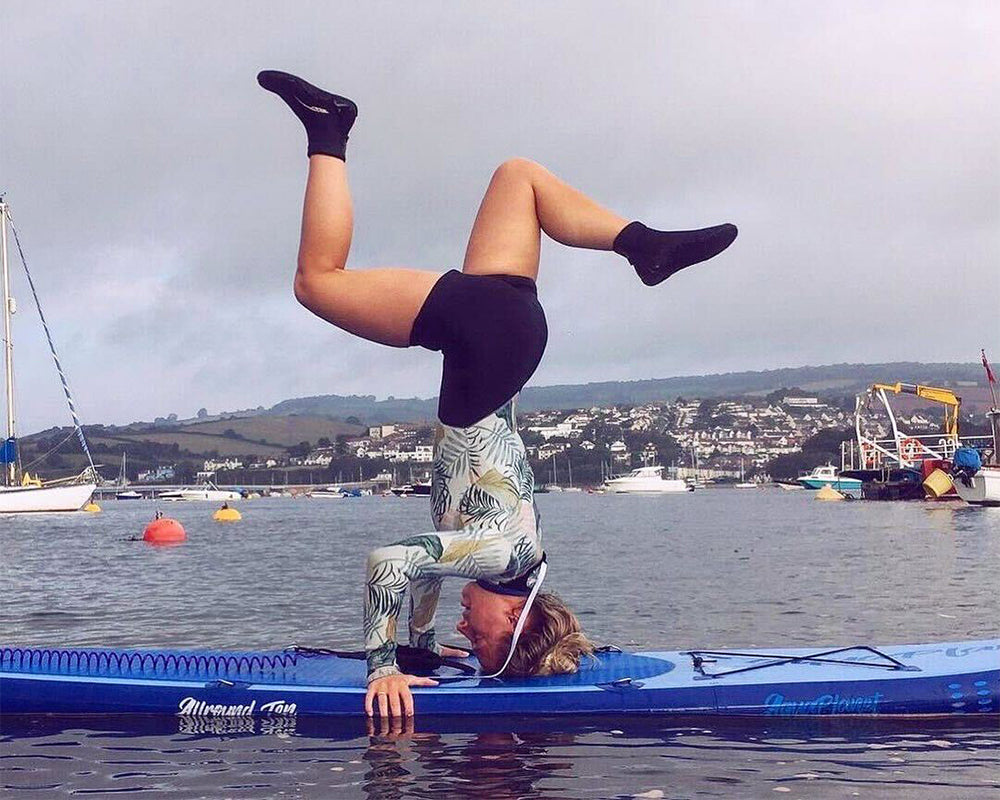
[463, 158, 736, 285]
[292, 156, 441, 347]
[462, 158, 628, 279]
[259, 71, 440, 347]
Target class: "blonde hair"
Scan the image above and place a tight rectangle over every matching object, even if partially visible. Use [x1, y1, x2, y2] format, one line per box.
[502, 593, 594, 677]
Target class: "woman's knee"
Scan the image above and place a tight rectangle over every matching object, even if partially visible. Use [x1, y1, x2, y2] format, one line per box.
[492, 157, 543, 186]
[366, 546, 395, 577]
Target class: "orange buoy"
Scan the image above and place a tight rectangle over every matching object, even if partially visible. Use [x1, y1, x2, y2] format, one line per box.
[143, 516, 186, 545]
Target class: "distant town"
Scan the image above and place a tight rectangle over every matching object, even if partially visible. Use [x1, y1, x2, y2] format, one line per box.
[21, 361, 993, 489]
[99, 394, 969, 489]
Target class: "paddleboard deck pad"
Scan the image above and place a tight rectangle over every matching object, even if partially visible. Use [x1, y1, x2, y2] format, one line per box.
[2, 640, 996, 718]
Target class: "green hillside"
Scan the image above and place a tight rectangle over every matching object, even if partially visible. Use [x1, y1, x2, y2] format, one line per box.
[264, 362, 989, 423]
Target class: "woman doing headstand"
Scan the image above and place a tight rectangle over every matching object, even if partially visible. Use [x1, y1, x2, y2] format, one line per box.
[258, 71, 737, 718]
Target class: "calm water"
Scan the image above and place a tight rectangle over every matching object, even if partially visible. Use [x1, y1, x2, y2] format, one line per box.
[2, 490, 998, 798]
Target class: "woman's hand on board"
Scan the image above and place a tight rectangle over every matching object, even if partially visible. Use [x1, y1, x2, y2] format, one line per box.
[365, 672, 438, 718]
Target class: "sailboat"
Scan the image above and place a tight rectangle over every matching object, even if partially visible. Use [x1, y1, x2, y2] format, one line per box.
[688, 443, 706, 488]
[735, 456, 756, 488]
[115, 451, 142, 500]
[564, 457, 582, 492]
[546, 453, 563, 491]
[0, 198, 97, 512]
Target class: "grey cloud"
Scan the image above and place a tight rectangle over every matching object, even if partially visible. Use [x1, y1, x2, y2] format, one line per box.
[1, 0, 997, 432]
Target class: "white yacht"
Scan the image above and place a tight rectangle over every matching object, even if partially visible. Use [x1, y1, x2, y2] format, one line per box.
[604, 466, 694, 494]
[158, 481, 241, 502]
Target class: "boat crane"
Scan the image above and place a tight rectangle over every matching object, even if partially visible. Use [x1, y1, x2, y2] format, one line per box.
[854, 383, 961, 469]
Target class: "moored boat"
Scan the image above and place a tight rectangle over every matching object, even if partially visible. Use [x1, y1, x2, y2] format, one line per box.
[0, 199, 96, 513]
[951, 351, 1000, 506]
[604, 465, 693, 494]
[0, 482, 97, 513]
[309, 486, 346, 498]
[735, 457, 756, 488]
[114, 452, 142, 499]
[953, 465, 1000, 506]
[158, 482, 241, 502]
[390, 481, 432, 497]
[797, 465, 863, 497]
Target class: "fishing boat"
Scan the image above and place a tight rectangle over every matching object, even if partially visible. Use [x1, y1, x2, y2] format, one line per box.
[797, 465, 862, 497]
[604, 465, 693, 494]
[0, 198, 96, 513]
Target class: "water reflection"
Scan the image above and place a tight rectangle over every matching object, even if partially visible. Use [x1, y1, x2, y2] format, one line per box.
[363, 716, 577, 800]
[1, 714, 997, 798]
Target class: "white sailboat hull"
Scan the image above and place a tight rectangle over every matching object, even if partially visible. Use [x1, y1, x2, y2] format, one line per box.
[0, 483, 95, 513]
[953, 466, 1000, 506]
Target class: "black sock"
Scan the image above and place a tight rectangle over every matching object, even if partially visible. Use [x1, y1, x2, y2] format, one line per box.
[613, 221, 738, 286]
[257, 70, 358, 160]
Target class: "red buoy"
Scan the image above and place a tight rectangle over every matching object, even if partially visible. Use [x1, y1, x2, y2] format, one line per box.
[143, 517, 186, 545]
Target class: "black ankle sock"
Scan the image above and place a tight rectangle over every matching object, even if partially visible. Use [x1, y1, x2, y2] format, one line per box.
[257, 70, 358, 160]
[613, 221, 738, 286]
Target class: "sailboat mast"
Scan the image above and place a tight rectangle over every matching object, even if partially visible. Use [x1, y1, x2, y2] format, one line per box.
[0, 200, 15, 485]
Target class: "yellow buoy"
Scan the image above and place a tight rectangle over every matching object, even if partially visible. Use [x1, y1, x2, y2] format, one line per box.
[213, 506, 242, 522]
[816, 484, 845, 501]
[84, 501, 101, 513]
[922, 468, 953, 498]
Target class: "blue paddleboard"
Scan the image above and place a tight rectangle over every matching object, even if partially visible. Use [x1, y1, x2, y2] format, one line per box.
[2, 639, 996, 718]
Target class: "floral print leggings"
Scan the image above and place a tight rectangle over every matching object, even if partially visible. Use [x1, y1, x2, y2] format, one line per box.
[364, 400, 542, 681]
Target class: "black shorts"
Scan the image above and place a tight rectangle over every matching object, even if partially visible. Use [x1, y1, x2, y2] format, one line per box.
[409, 270, 548, 427]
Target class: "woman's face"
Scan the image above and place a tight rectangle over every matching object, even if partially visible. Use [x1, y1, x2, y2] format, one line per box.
[456, 581, 521, 672]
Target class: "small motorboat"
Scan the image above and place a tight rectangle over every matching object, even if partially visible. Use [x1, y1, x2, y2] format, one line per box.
[604, 466, 693, 494]
[158, 482, 241, 502]
[797, 465, 863, 497]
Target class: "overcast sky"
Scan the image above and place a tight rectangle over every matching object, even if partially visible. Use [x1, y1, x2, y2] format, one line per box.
[1, 1, 997, 433]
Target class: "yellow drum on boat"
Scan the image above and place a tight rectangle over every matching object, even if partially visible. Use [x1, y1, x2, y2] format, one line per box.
[922, 468, 954, 498]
